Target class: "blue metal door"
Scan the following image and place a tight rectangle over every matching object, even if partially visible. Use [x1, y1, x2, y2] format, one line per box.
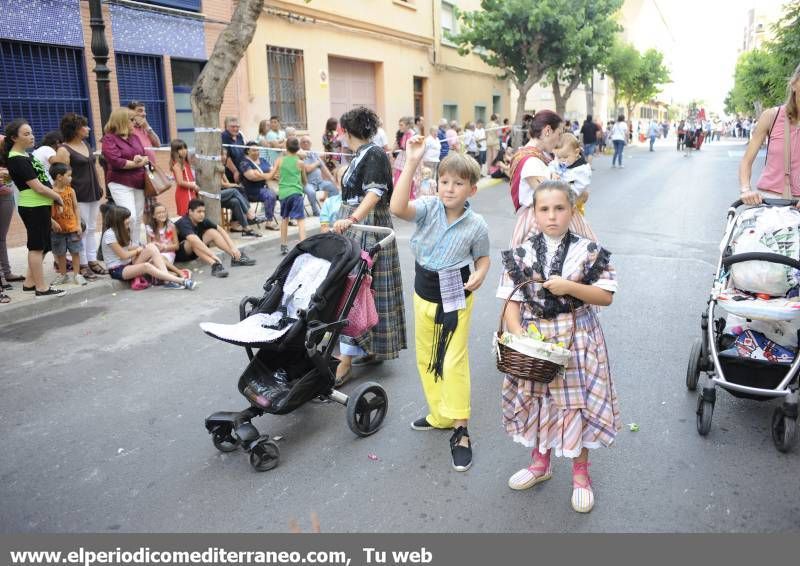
[0, 40, 92, 142]
[115, 52, 169, 144]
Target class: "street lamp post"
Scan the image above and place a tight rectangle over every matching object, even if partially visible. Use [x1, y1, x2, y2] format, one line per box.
[88, 0, 112, 128]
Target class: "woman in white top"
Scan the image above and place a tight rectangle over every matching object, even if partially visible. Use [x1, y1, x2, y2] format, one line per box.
[507, 110, 564, 247]
[610, 115, 628, 168]
[31, 131, 63, 184]
[422, 126, 442, 178]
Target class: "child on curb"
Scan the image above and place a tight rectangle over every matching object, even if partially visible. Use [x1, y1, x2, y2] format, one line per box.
[390, 134, 490, 472]
[550, 133, 596, 241]
[319, 165, 346, 234]
[497, 180, 618, 513]
[49, 163, 86, 286]
[146, 203, 189, 281]
[270, 137, 307, 254]
[101, 205, 196, 290]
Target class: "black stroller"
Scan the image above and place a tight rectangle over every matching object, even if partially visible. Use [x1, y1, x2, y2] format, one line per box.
[201, 226, 394, 471]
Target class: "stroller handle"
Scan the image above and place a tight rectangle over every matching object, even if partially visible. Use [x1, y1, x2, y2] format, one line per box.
[731, 198, 799, 208]
[348, 224, 395, 250]
[722, 252, 800, 271]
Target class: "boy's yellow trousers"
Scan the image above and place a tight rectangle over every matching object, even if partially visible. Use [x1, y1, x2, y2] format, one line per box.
[413, 292, 474, 427]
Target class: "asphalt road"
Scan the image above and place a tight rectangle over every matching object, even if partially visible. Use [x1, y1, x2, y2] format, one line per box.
[2, 138, 799, 533]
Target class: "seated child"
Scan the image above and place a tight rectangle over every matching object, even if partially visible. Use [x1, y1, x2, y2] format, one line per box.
[391, 134, 490, 473]
[102, 205, 196, 290]
[146, 203, 190, 281]
[497, 180, 618, 514]
[320, 165, 346, 234]
[49, 163, 86, 286]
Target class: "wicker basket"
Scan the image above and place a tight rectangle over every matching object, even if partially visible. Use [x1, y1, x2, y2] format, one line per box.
[495, 279, 576, 384]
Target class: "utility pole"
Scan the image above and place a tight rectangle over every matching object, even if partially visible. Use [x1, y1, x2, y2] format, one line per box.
[88, 0, 112, 129]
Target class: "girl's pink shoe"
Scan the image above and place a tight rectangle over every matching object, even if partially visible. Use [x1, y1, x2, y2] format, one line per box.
[508, 449, 552, 490]
[571, 461, 594, 513]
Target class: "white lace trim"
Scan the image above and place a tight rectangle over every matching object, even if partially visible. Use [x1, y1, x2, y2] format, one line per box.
[511, 435, 613, 459]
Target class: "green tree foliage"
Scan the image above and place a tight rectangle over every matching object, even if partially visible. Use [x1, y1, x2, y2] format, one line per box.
[450, 0, 605, 134]
[727, 49, 777, 116]
[602, 40, 638, 116]
[604, 42, 670, 119]
[547, 0, 623, 116]
[725, 1, 799, 117]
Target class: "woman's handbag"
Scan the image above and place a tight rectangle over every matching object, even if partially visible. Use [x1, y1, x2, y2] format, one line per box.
[495, 280, 576, 384]
[143, 163, 174, 197]
[336, 273, 379, 338]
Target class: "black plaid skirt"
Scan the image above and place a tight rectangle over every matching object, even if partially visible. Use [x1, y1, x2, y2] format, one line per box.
[340, 202, 407, 360]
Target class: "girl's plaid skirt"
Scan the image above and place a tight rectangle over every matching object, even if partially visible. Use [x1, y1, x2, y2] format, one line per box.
[501, 306, 620, 458]
[340, 202, 407, 360]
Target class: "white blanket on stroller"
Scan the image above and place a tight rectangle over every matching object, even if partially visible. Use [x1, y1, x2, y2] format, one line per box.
[200, 254, 332, 346]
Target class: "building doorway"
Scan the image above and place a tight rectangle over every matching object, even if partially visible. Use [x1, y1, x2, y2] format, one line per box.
[329, 57, 376, 120]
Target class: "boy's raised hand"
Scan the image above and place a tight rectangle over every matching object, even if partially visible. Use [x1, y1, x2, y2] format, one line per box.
[405, 135, 426, 164]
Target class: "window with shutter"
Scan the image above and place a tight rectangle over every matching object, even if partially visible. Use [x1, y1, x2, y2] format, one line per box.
[266, 46, 307, 129]
[115, 52, 169, 144]
[0, 40, 92, 144]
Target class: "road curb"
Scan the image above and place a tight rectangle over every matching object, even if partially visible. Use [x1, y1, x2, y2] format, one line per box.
[0, 219, 321, 325]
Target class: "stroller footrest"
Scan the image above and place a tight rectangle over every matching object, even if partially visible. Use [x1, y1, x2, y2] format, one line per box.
[200, 313, 296, 347]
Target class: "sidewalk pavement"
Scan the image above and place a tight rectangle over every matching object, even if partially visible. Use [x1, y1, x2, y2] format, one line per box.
[0, 176, 505, 325]
[0, 217, 321, 325]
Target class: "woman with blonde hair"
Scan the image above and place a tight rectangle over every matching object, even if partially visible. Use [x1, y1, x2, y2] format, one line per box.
[100, 107, 149, 246]
[739, 62, 800, 204]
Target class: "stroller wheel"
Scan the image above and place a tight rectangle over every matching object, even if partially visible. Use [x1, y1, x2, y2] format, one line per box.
[346, 382, 388, 437]
[696, 395, 714, 436]
[212, 429, 240, 453]
[686, 338, 703, 391]
[771, 407, 798, 453]
[249, 440, 280, 472]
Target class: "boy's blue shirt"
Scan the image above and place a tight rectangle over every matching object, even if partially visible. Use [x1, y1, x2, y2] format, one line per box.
[411, 196, 490, 271]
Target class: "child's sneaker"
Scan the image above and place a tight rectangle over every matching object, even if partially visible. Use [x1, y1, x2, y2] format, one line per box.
[280, 244, 289, 255]
[183, 279, 197, 291]
[35, 287, 66, 298]
[211, 262, 229, 278]
[72, 274, 87, 286]
[51, 273, 69, 286]
[163, 281, 182, 289]
[449, 426, 472, 472]
[231, 253, 256, 266]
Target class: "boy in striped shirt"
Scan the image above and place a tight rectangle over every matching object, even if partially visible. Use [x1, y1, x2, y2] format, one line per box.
[390, 135, 490, 472]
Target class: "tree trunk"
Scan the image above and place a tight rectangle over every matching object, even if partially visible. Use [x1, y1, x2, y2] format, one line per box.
[513, 80, 535, 148]
[191, 0, 265, 224]
[584, 80, 594, 118]
[552, 75, 583, 118]
[552, 79, 567, 118]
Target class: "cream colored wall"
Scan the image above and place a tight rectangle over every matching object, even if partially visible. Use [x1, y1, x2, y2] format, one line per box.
[276, 0, 435, 38]
[241, 1, 510, 142]
[243, 11, 431, 142]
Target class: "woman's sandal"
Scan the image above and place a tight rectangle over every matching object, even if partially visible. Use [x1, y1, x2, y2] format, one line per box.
[508, 450, 552, 490]
[0, 292, 10, 304]
[88, 261, 108, 276]
[571, 461, 594, 513]
[80, 266, 98, 281]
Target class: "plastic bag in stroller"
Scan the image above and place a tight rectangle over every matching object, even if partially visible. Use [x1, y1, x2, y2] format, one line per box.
[686, 198, 800, 453]
[200, 227, 394, 471]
